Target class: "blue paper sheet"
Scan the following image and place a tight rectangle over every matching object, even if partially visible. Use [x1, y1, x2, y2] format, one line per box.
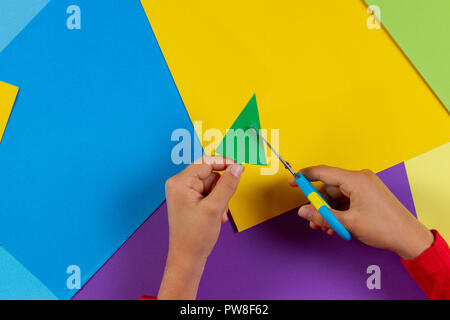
[0, 247, 57, 300]
[0, 0, 50, 52]
[0, 0, 198, 299]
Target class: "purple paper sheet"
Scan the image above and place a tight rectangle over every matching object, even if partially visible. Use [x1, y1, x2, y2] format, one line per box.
[73, 162, 426, 299]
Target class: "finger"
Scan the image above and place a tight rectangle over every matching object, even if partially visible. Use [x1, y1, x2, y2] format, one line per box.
[301, 165, 355, 185]
[288, 177, 297, 187]
[323, 185, 345, 199]
[290, 176, 348, 204]
[320, 185, 350, 210]
[317, 187, 332, 204]
[326, 229, 335, 236]
[202, 172, 221, 194]
[298, 204, 350, 231]
[221, 208, 229, 224]
[309, 221, 319, 229]
[288, 166, 353, 189]
[192, 156, 235, 177]
[184, 176, 205, 194]
[195, 155, 235, 166]
[204, 164, 244, 212]
[301, 165, 357, 197]
[178, 170, 220, 195]
[298, 205, 328, 227]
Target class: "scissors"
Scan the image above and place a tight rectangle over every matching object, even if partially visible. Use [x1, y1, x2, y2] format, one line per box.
[251, 125, 351, 240]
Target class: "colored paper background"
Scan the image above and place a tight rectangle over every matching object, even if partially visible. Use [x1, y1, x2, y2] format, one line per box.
[365, 0, 450, 111]
[0, 0, 50, 53]
[0, 1, 198, 299]
[405, 142, 450, 242]
[74, 163, 426, 299]
[141, 0, 450, 231]
[0, 81, 18, 142]
[1, 0, 447, 300]
[0, 246, 57, 300]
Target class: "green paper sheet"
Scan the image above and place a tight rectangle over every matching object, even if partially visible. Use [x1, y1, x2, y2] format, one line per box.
[365, 0, 450, 111]
[216, 94, 267, 165]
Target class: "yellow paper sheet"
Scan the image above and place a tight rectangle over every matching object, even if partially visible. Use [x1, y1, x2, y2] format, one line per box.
[405, 142, 450, 242]
[141, 0, 450, 231]
[0, 81, 19, 143]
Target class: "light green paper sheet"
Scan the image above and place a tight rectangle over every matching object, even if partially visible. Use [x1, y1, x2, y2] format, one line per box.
[365, 0, 450, 111]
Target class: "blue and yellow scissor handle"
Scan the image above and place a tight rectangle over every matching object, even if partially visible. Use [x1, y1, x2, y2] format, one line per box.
[294, 173, 352, 241]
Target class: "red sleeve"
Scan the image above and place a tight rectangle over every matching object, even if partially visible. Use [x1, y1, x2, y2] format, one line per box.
[401, 230, 450, 300]
[140, 296, 157, 300]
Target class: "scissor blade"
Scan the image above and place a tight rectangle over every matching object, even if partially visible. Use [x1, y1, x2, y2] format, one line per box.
[250, 125, 296, 176]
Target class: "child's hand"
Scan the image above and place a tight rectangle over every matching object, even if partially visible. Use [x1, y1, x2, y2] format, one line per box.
[166, 155, 243, 265]
[289, 165, 434, 260]
[159, 156, 243, 299]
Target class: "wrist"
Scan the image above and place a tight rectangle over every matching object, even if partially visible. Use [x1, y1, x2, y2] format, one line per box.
[158, 250, 207, 300]
[166, 249, 208, 278]
[395, 222, 434, 260]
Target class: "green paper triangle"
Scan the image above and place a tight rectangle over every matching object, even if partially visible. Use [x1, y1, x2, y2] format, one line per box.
[215, 94, 267, 165]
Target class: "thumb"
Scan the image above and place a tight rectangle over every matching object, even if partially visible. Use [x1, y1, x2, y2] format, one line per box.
[298, 204, 350, 230]
[294, 165, 355, 198]
[205, 164, 244, 211]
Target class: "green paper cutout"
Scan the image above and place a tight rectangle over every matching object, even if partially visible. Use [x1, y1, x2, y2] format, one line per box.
[365, 0, 450, 111]
[215, 94, 267, 165]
